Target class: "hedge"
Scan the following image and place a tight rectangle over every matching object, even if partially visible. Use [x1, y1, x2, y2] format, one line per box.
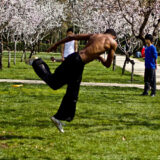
[3, 42, 51, 52]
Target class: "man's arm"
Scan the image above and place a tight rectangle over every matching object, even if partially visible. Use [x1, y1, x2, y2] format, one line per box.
[98, 42, 117, 68]
[72, 34, 93, 41]
[61, 44, 65, 61]
[74, 40, 78, 52]
[47, 34, 92, 52]
[152, 46, 158, 69]
[152, 46, 158, 59]
[98, 49, 115, 68]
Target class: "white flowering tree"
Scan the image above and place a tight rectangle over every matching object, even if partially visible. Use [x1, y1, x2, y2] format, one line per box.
[21, 0, 65, 58]
[116, 0, 160, 79]
[0, 0, 19, 68]
[71, 0, 160, 40]
[117, 0, 160, 42]
[0, 0, 18, 32]
[0, 0, 66, 68]
[70, 0, 160, 81]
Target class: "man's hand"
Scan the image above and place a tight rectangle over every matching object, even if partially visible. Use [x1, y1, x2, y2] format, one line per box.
[97, 56, 103, 62]
[98, 52, 115, 68]
[97, 56, 108, 67]
[51, 57, 56, 62]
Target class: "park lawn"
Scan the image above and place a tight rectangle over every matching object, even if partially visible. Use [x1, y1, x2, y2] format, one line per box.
[0, 83, 160, 160]
[0, 51, 144, 84]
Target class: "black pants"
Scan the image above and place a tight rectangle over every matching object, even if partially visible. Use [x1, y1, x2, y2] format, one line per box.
[32, 52, 85, 122]
[144, 68, 156, 94]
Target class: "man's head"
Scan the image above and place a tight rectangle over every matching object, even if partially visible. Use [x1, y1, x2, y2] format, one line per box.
[105, 29, 116, 39]
[145, 34, 153, 46]
[67, 28, 74, 36]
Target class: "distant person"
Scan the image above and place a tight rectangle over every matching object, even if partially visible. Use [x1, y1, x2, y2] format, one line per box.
[141, 46, 145, 58]
[51, 28, 78, 62]
[142, 34, 158, 97]
[135, 51, 142, 58]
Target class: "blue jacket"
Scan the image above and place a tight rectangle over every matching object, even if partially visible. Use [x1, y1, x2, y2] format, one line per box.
[145, 45, 158, 69]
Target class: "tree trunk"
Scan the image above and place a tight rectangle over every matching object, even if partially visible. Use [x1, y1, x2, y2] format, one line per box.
[24, 50, 27, 61]
[8, 51, 11, 68]
[21, 51, 27, 62]
[113, 55, 116, 71]
[131, 63, 135, 82]
[21, 44, 27, 62]
[38, 40, 40, 53]
[14, 41, 17, 65]
[21, 52, 24, 62]
[0, 36, 3, 70]
[122, 58, 127, 75]
[50, 32, 54, 44]
[29, 45, 36, 58]
[24, 43, 27, 61]
[29, 49, 34, 58]
[0, 50, 2, 70]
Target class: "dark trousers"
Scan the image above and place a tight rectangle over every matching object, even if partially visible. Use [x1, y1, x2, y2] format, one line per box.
[32, 53, 85, 122]
[144, 68, 156, 94]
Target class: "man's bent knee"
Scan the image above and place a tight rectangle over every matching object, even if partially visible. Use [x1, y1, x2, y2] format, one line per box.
[46, 81, 62, 90]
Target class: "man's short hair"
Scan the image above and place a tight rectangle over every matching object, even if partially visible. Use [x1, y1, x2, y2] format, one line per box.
[67, 28, 73, 33]
[105, 29, 116, 37]
[145, 34, 153, 42]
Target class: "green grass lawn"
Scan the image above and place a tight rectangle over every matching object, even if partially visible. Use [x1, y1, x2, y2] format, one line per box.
[0, 83, 160, 160]
[0, 51, 144, 84]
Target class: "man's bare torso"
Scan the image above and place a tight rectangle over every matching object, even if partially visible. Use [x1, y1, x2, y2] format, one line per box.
[79, 34, 117, 64]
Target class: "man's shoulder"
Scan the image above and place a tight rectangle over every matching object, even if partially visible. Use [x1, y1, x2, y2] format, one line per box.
[110, 38, 117, 48]
[150, 45, 156, 49]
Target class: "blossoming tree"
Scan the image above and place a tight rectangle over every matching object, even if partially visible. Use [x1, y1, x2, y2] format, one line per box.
[0, 0, 66, 67]
[70, 0, 160, 80]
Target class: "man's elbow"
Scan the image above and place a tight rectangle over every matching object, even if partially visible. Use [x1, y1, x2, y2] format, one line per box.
[104, 60, 112, 68]
[68, 35, 75, 41]
[105, 63, 111, 68]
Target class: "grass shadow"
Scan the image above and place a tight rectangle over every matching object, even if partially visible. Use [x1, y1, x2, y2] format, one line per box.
[0, 135, 44, 140]
[74, 112, 160, 133]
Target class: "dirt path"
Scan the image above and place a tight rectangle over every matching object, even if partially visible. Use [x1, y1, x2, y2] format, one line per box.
[116, 55, 160, 82]
[0, 79, 160, 90]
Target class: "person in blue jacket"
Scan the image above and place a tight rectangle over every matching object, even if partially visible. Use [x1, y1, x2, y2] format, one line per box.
[142, 34, 158, 97]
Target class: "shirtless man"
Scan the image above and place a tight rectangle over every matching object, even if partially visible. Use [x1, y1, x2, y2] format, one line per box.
[29, 29, 117, 133]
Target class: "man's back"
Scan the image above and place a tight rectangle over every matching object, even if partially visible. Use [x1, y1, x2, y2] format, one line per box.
[79, 34, 117, 64]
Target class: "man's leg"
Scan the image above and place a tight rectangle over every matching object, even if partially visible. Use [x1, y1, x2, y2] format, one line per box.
[32, 58, 69, 133]
[32, 58, 66, 90]
[54, 76, 82, 122]
[150, 69, 156, 96]
[143, 69, 150, 95]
